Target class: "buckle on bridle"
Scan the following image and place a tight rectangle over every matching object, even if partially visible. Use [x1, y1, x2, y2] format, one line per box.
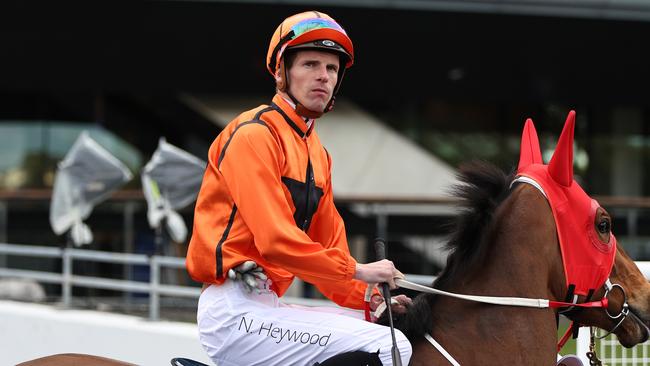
[604, 283, 629, 319]
[596, 282, 630, 339]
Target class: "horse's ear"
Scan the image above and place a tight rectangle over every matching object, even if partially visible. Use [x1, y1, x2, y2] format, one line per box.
[548, 110, 576, 187]
[518, 118, 543, 171]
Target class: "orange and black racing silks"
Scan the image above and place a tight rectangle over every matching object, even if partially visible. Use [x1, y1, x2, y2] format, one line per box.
[186, 94, 371, 309]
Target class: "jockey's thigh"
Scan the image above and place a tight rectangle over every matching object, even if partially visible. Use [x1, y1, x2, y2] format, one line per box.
[197, 281, 411, 366]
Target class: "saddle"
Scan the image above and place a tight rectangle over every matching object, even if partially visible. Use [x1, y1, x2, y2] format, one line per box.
[171, 350, 381, 366]
[170, 358, 209, 366]
[557, 355, 584, 366]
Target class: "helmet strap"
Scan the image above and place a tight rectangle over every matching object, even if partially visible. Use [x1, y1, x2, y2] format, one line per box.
[294, 101, 324, 119]
[324, 66, 347, 113]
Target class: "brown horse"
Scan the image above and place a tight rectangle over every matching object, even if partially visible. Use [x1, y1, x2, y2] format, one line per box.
[392, 115, 650, 365]
[18, 114, 650, 366]
[16, 354, 135, 366]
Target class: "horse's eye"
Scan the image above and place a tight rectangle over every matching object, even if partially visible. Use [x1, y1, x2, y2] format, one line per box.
[597, 219, 611, 234]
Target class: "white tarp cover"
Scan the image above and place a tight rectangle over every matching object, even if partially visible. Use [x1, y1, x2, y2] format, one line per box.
[141, 137, 206, 242]
[316, 100, 457, 199]
[180, 94, 457, 201]
[50, 132, 133, 245]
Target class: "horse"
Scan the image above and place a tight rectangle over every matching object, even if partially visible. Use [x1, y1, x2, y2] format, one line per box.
[388, 111, 650, 365]
[18, 112, 650, 366]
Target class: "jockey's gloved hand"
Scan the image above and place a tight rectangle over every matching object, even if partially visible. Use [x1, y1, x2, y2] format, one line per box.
[227, 260, 267, 293]
[371, 294, 412, 322]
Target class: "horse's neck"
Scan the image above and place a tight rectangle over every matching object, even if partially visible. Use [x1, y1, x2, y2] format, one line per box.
[422, 186, 562, 365]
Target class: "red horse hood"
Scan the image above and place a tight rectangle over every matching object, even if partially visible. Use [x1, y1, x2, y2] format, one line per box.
[516, 111, 616, 297]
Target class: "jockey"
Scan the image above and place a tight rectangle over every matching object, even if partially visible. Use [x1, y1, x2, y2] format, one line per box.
[186, 10, 412, 366]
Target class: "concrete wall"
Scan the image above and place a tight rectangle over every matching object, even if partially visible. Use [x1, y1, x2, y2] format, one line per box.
[0, 300, 213, 366]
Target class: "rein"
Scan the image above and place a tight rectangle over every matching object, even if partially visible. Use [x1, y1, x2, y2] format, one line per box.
[393, 277, 626, 366]
[395, 278, 608, 310]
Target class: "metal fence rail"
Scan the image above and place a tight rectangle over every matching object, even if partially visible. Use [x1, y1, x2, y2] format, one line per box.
[597, 330, 650, 366]
[0, 242, 438, 321]
[0, 242, 193, 320]
[4, 242, 650, 365]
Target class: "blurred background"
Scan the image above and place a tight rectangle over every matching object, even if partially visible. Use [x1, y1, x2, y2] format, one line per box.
[2, 0, 650, 364]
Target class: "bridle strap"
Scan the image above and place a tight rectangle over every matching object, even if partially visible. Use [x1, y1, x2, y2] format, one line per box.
[395, 278, 608, 309]
[510, 176, 547, 198]
[397, 276, 620, 361]
[424, 334, 460, 366]
[396, 277, 607, 362]
[594, 279, 632, 339]
[558, 284, 578, 315]
[557, 323, 575, 352]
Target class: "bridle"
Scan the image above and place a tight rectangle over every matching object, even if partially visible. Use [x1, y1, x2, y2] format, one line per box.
[595, 280, 630, 339]
[387, 265, 634, 366]
[575, 279, 650, 341]
[378, 177, 637, 365]
[387, 275, 621, 366]
[556, 278, 632, 353]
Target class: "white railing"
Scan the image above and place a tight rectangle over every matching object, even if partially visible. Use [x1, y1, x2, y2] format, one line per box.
[3, 242, 650, 364]
[595, 329, 650, 365]
[0, 242, 437, 321]
[0, 242, 193, 321]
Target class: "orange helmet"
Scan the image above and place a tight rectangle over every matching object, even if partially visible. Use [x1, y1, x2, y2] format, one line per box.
[266, 11, 354, 78]
[266, 11, 354, 118]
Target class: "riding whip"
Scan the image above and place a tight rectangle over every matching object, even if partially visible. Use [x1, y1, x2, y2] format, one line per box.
[374, 238, 402, 366]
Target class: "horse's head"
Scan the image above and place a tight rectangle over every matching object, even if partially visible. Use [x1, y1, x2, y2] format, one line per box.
[517, 111, 650, 347]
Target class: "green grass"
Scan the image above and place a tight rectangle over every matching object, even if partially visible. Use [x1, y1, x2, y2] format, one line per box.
[557, 320, 577, 356]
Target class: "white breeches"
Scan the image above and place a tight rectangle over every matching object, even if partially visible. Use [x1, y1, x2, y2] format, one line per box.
[197, 280, 412, 366]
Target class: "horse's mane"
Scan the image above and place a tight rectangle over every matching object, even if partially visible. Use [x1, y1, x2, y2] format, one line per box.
[385, 161, 515, 341]
[436, 161, 515, 288]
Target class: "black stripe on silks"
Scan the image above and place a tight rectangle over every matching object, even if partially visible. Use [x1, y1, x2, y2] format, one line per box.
[254, 106, 274, 120]
[305, 119, 315, 137]
[271, 102, 305, 138]
[215, 205, 238, 279]
[217, 107, 273, 169]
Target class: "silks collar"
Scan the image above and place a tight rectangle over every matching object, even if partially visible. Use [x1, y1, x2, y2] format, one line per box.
[516, 111, 616, 297]
[272, 94, 315, 138]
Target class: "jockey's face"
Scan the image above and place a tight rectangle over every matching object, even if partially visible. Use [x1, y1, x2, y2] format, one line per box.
[286, 50, 339, 113]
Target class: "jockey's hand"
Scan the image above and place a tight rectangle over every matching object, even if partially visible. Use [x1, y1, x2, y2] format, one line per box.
[391, 294, 412, 313]
[370, 294, 412, 313]
[354, 260, 403, 289]
[369, 294, 412, 322]
[227, 260, 267, 293]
